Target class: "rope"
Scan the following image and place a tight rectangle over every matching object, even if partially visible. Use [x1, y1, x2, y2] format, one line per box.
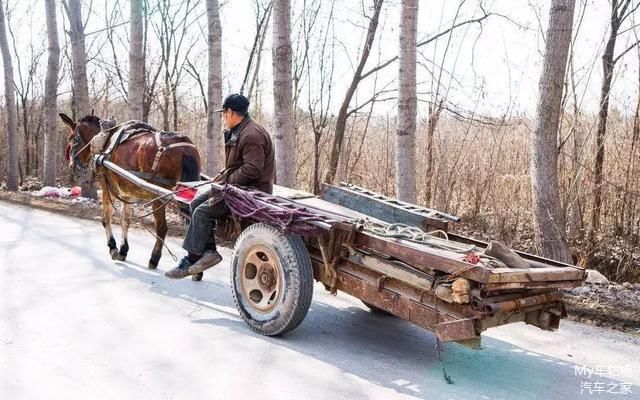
[354, 218, 477, 253]
[222, 184, 326, 236]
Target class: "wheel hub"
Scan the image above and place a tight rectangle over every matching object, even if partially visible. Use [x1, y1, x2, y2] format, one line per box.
[259, 267, 276, 288]
[240, 245, 282, 313]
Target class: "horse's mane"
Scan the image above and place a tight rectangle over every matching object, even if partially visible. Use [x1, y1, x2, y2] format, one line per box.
[79, 115, 101, 127]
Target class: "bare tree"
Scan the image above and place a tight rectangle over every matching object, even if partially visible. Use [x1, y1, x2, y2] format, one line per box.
[530, 0, 575, 264]
[44, 0, 60, 186]
[63, 0, 96, 198]
[324, 0, 384, 184]
[0, 0, 17, 190]
[128, 0, 144, 120]
[272, 0, 295, 187]
[7, 11, 45, 180]
[396, 0, 418, 202]
[63, 0, 90, 117]
[306, 0, 335, 193]
[206, 0, 222, 175]
[590, 0, 640, 240]
[240, 0, 272, 102]
[152, 0, 198, 131]
[142, 1, 163, 123]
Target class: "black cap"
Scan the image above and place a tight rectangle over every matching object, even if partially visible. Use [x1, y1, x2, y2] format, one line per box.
[215, 93, 250, 113]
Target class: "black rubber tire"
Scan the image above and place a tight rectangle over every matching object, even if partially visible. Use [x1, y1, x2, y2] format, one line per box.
[362, 301, 393, 316]
[231, 223, 313, 336]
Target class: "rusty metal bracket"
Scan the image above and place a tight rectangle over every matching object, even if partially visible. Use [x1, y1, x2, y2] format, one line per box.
[434, 318, 478, 342]
[317, 222, 356, 295]
[376, 275, 388, 291]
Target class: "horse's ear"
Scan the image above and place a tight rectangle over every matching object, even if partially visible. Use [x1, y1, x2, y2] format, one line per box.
[59, 113, 76, 131]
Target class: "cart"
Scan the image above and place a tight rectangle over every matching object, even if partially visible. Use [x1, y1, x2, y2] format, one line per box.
[97, 157, 586, 345]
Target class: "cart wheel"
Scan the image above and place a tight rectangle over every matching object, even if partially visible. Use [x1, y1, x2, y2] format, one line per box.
[191, 272, 203, 281]
[231, 223, 313, 336]
[362, 301, 393, 316]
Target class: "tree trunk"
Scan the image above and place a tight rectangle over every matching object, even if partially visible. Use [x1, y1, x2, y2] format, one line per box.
[65, 0, 95, 198]
[44, 0, 60, 187]
[312, 131, 321, 194]
[424, 101, 442, 206]
[590, 6, 621, 240]
[569, 108, 584, 239]
[530, 0, 575, 264]
[206, 0, 222, 175]
[21, 99, 30, 177]
[172, 82, 178, 131]
[0, 0, 17, 190]
[325, 0, 384, 184]
[67, 0, 89, 117]
[272, 0, 295, 187]
[395, 0, 418, 203]
[128, 0, 144, 120]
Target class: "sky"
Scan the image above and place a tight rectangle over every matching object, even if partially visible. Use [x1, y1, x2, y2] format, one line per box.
[2, 0, 640, 122]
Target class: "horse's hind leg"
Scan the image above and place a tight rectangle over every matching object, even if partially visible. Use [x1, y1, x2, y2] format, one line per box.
[148, 200, 168, 269]
[101, 187, 119, 260]
[114, 203, 131, 261]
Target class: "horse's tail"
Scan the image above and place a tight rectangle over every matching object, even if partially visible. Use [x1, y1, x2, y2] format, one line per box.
[180, 153, 201, 182]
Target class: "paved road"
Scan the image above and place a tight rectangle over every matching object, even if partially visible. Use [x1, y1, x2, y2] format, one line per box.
[1, 201, 639, 400]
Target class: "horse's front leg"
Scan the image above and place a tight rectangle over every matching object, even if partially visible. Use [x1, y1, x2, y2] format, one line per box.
[148, 200, 168, 269]
[113, 203, 131, 261]
[100, 187, 119, 260]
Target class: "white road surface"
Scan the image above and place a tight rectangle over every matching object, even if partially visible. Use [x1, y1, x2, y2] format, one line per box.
[1, 201, 639, 400]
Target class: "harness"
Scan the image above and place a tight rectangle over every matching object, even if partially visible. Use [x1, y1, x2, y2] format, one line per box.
[72, 121, 196, 178]
[69, 131, 91, 173]
[150, 130, 196, 174]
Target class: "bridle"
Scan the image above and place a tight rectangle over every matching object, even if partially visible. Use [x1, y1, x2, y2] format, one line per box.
[67, 123, 95, 173]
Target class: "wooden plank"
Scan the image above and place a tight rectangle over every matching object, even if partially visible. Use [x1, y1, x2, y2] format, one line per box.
[346, 247, 434, 291]
[321, 183, 449, 231]
[487, 267, 586, 283]
[353, 231, 492, 283]
[339, 183, 461, 221]
[481, 280, 583, 291]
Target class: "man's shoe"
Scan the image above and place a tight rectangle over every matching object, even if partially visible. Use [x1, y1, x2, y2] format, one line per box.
[165, 257, 193, 279]
[187, 250, 223, 275]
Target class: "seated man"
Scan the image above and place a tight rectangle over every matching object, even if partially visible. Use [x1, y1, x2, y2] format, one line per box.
[166, 93, 276, 279]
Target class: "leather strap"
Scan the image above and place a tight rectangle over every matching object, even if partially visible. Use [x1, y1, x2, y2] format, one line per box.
[151, 130, 196, 173]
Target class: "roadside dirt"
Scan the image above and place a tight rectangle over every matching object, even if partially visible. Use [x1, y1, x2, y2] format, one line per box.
[0, 188, 187, 237]
[564, 282, 640, 334]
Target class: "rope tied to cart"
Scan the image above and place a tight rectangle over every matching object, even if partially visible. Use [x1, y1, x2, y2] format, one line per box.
[354, 218, 477, 253]
[222, 184, 326, 236]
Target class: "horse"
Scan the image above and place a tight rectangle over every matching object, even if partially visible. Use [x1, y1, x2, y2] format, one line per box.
[59, 113, 202, 271]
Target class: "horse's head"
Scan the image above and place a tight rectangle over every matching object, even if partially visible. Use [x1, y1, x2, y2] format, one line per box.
[59, 112, 101, 170]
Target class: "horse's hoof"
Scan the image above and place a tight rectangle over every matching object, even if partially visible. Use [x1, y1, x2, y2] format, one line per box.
[148, 253, 161, 270]
[110, 248, 120, 260]
[191, 272, 203, 281]
[114, 253, 127, 262]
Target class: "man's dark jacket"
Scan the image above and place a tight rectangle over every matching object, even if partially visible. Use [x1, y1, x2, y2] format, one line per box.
[219, 117, 275, 194]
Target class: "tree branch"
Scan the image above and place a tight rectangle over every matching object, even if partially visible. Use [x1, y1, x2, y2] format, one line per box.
[361, 9, 493, 80]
